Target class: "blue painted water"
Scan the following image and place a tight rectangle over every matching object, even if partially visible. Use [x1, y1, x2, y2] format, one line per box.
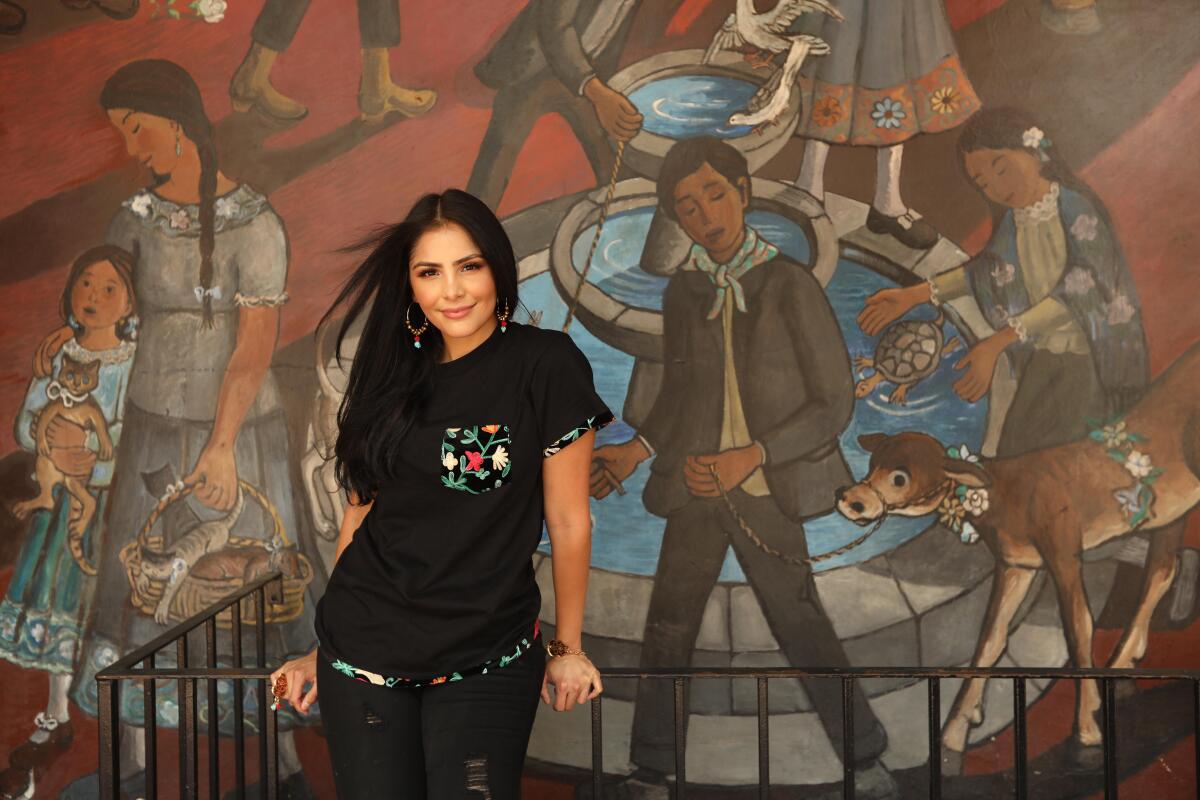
[628, 75, 757, 140]
[536, 209, 987, 580]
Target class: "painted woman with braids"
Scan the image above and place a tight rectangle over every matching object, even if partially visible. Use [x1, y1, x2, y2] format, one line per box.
[33, 59, 323, 798]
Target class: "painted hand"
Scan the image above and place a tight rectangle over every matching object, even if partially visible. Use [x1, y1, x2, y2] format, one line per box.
[684, 444, 763, 498]
[858, 284, 928, 336]
[541, 653, 603, 712]
[589, 439, 648, 500]
[184, 441, 239, 511]
[34, 325, 73, 378]
[953, 340, 1002, 403]
[585, 78, 643, 143]
[48, 446, 97, 478]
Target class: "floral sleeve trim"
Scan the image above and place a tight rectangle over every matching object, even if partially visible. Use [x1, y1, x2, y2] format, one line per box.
[328, 620, 541, 689]
[234, 291, 289, 307]
[543, 411, 615, 458]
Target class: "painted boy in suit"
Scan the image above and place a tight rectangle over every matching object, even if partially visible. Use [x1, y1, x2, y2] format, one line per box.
[591, 137, 898, 798]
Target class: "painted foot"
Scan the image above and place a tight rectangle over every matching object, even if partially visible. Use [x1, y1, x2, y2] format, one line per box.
[9, 713, 74, 770]
[11, 496, 52, 519]
[865, 207, 939, 250]
[358, 83, 437, 124]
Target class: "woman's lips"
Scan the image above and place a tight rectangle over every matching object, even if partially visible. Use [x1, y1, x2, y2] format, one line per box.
[440, 305, 474, 320]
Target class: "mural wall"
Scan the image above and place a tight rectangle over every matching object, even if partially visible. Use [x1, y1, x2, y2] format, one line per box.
[1, 0, 1198, 797]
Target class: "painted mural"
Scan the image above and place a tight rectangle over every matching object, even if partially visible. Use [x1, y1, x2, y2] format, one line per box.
[1, 0, 1199, 797]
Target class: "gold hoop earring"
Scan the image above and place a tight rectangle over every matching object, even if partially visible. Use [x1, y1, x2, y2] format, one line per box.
[405, 302, 429, 349]
[496, 300, 510, 333]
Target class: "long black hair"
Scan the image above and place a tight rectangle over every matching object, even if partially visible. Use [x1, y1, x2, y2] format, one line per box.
[956, 107, 1110, 232]
[318, 190, 520, 503]
[100, 59, 220, 328]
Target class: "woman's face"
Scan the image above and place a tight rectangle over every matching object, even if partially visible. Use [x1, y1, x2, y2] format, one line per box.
[671, 161, 749, 259]
[71, 260, 133, 332]
[964, 147, 1045, 209]
[409, 222, 499, 344]
[107, 108, 184, 176]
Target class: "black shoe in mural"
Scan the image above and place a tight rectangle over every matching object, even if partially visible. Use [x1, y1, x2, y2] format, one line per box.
[865, 207, 940, 250]
[222, 770, 315, 800]
[58, 768, 146, 800]
[0, 0, 26, 34]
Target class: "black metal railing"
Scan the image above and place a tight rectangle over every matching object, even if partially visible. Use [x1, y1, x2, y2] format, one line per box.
[96, 571, 284, 800]
[590, 665, 1200, 800]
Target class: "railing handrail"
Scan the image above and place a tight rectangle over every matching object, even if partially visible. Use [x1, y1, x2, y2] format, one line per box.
[97, 571, 283, 676]
[598, 666, 1200, 680]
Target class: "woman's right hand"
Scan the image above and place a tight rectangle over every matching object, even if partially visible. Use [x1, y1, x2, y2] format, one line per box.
[270, 649, 318, 714]
[34, 326, 74, 378]
[857, 284, 931, 337]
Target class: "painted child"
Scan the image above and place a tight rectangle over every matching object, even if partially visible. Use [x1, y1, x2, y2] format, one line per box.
[0, 245, 137, 798]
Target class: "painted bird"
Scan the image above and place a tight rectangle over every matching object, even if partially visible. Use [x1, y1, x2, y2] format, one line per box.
[702, 0, 844, 129]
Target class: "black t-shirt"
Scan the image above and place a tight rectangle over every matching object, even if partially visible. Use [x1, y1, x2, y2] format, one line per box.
[315, 322, 613, 680]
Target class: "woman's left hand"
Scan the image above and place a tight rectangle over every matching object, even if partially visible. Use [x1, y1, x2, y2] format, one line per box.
[953, 339, 1004, 403]
[184, 441, 239, 511]
[541, 654, 603, 712]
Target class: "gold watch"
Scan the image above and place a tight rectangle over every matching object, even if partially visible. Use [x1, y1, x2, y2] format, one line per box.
[545, 639, 586, 659]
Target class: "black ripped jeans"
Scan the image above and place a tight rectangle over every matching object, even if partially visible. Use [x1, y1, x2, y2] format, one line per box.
[317, 647, 545, 799]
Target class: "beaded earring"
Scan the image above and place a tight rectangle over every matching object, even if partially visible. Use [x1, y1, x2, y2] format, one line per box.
[405, 302, 429, 349]
[496, 300, 509, 333]
[175, 131, 182, 157]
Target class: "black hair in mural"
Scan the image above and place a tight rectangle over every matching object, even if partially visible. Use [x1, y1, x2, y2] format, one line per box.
[319, 189, 519, 502]
[655, 136, 751, 221]
[99, 59, 219, 327]
[61, 244, 139, 342]
[955, 106, 1108, 232]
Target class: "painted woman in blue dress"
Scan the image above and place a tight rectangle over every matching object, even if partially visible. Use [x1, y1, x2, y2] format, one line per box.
[859, 107, 1148, 458]
[0, 246, 137, 797]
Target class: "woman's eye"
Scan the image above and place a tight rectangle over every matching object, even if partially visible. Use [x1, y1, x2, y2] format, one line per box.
[461, 262, 482, 272]
[417, 269, 437, 278]
[710, 192, 726, 201]
[996, 167, 1007, 175]
[132, 124, 141, 134]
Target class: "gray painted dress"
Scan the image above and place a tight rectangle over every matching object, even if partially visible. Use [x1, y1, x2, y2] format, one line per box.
[72, 185, 321, 730]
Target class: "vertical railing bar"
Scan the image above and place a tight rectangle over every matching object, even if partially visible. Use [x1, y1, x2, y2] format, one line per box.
[256, 587, 267, 797]
[99, 677, 119, 800]
[206, 617, 219, 800]
[675, 677, 687, 799]
[928, 677, 940, 800]
[145, 651, 158, 800]
[843, 677, 855, 800]
[232, 598, 245, 800]
[1103, 678, 1118, 800]
[178, 637, 192, 800]
[757, 676, 769, 799]
[1193, 680, 1199, 800]
[265, 695, 278, 800]
[591, 695, 603, 800]
[1013, 678, 1027, 800]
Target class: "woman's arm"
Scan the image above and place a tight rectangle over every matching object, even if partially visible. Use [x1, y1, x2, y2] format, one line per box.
[184, 305, 277, 510]
[270, 489, 372, 714]
[542, 429, 604, 711]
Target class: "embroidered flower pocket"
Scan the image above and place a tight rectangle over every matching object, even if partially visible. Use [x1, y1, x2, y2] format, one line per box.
[441, 424, 513, 494]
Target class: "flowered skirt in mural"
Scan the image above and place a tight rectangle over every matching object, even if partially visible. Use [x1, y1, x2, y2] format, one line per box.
[792, 0, 980, 145]
[0, 485, 104, 674]
[71, 403, 325, 732]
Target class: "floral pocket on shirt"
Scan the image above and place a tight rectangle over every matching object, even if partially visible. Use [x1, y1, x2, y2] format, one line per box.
[440, 424, 513, 494]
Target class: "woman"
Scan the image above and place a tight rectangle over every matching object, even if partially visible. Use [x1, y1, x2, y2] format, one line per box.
[0, 246, 137, 800]
[858, 108, 1148, 456]
[270, 189, 611, 798]
[34, 59, 323, 798]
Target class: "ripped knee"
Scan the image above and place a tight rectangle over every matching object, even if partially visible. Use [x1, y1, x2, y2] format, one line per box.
[465, 755, 492, 799]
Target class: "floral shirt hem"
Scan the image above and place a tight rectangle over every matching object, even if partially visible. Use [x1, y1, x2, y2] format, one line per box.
[326, 619, 541, 689]
[544, 411, 616, 458]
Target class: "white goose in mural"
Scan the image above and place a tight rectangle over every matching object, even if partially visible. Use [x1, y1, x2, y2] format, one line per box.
[702, 0, 844, 129]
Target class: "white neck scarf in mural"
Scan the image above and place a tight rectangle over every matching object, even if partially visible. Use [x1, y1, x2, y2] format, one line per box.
[687, 225, 780, 320]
